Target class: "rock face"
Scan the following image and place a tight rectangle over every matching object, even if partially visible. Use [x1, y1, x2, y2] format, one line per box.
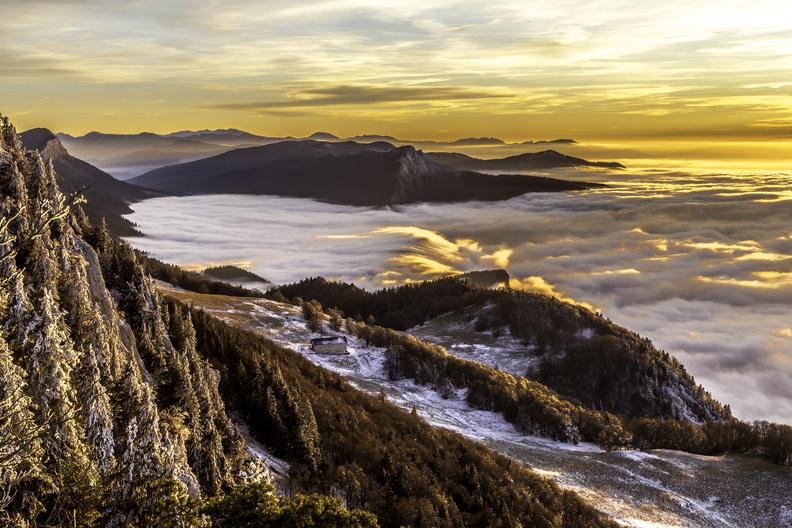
[131, 139, 598, 206]
[21, 128, 70, 161]
[20, 128, 160, 236]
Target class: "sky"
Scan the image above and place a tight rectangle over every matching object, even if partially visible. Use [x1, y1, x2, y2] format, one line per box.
[4, 0, 792, 159]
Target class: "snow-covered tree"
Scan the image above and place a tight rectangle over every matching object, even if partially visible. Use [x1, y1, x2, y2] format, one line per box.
[24, 288, 88, 467]
[76, 344, 115, 474]
[0, 332, 45, 521]
[2, 268, 32, 352]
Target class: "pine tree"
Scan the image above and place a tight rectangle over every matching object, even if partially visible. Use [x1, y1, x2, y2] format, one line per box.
[159, 408, 201, 497]
[57, 247, 117, 382]
[26, 234, 59, 295]
[24, 287, 99, 522]
[0, 332, 46, 521]
[2, 267, 32, 352]
[76, 344, 115, 474]
[109, 362, 192, 524]
[24, 288, 90, 468]
[293, 390, 321, 471]
[189, 359, 228, 496]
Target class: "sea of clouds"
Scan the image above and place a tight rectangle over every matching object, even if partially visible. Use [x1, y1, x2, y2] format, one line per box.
[125, 167, 792, 423]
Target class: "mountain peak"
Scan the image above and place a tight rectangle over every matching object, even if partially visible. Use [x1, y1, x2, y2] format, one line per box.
[307, 131, 339, 140]
[165, 128, 256, 138]
[20, 127, 68, 161]
[452, 137, 505, 145]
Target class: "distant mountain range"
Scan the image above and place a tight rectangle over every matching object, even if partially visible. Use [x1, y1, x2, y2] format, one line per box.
[20, 128, 160, 236]
[130, 140, 599, 206]
[20, 128, 618, 227]
[58, 129, 615, 178]
[57, 131, 257, 178]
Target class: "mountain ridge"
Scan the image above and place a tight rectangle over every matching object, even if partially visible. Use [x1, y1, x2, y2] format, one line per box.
[58, 128, 623, 179]
[130, 140, 599, 206]
[427, 150, 625, 170]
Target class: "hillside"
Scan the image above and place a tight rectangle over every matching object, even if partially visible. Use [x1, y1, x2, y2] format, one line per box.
[1, 115, 615, 527]
[2, 117, 262, 525]
[457, 268, 511, 288]
[271, 277, 728, 422]
[20, 128, 159, 236]
[131, 140, 597, 205]
[426, 150, 625, 171]
[162, 286, 792, 528]
[202, 264, 270, 284]
[271, 277, 792, 465]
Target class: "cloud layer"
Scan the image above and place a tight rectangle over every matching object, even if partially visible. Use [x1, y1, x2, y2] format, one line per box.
[126, 166, 792, 423]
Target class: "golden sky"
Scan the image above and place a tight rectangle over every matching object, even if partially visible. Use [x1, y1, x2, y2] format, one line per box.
[4, 0, 792, 157]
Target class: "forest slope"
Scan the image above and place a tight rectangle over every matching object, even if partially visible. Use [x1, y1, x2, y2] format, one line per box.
[272, 277, 729, 424]
[163, 286, 792, 528]
[271, 277, 792, 466]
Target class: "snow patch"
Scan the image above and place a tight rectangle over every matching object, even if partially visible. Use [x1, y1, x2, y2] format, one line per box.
[234, 418, 290, 494]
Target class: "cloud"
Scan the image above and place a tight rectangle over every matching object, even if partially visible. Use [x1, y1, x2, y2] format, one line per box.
[482, 248, 513, 268]
[125, 165, 792, 423]
[205, 84, 513, 111]
[509, 276, 596, 311]
[0, 49, 83, 78]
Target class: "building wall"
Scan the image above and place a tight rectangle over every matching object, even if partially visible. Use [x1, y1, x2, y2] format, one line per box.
[312, 343, 348, 354]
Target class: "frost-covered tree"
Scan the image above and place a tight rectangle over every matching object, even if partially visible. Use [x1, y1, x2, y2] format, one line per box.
[2, 267, 32, 352]
[108, 363, 190, 525]
[0, 333, 45, 522]
[24, 288, 91, 468]
[23, 287, 99, 523]
[76, 344, 115, 474]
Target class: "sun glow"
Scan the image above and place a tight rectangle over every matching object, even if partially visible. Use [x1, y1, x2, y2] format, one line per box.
[2, 0, 792, 164]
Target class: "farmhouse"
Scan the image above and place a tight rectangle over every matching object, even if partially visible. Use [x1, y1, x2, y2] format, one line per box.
[310, 336, 348, 355]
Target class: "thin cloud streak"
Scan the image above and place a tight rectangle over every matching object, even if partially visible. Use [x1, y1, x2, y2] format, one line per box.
[206, 85, 513, 110]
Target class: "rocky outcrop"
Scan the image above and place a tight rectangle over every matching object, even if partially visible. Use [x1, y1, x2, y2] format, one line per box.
[21, 127, 160, 236]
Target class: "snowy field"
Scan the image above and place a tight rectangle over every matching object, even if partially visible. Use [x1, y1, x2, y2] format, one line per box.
[410, 304, 541, 377]
[162, 287, 792, 528]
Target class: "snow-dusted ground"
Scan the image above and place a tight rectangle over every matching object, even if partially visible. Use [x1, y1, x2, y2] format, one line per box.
[233, 416, 290, 493]
[410, 305, 540, 377]
[164, 288, 792, 528]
